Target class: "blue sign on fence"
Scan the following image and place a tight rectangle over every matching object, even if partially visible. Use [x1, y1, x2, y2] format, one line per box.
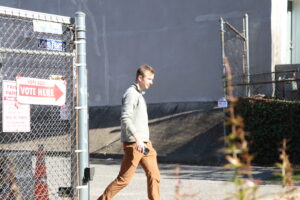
[38, 39, 66, 51]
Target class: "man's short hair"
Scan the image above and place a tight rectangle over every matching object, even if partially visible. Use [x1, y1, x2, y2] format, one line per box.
[136, 64, 155, 80]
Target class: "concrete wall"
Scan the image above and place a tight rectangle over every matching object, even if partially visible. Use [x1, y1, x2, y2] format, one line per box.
[270, 0, 300, 67]
[292, 0, 300, 63]
[0, 0, 272, 106]
[271, 0, 288, 69]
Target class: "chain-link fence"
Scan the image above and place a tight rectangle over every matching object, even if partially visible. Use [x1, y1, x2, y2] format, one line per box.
[220, 15, 300, 101]
[220, 14, 250, 98]
[231, 65, 300, 101]
[0, 7, 79, 200]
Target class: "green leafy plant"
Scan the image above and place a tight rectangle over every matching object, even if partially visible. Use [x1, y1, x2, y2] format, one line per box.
[222, 57, 259, 200]
[223, 57, 300, 200]
[272, 139, 299, 200]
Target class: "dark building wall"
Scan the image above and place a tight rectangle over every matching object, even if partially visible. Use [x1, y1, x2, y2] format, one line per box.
[0, 0, 272, 164]
[0, 0, 272, 106]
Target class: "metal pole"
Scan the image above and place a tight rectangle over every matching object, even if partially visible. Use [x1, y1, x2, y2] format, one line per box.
[220, 18, 227, 147]
[224, 21, 246, 40]
[242, 15, 247, 96]
[244, 13, 250, 96]
[220, 18, 226, 76]
[75, 12, 89, 200]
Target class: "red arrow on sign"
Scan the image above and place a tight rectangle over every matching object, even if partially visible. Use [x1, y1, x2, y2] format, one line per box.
[18, 84, 64, 101]
[54, 84, 63, 101]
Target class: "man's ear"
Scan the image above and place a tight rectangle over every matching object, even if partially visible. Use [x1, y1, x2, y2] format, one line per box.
[137, 75, 143, 82]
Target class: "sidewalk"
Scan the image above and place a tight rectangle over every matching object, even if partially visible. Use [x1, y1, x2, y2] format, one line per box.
[90, 158, 282, 200]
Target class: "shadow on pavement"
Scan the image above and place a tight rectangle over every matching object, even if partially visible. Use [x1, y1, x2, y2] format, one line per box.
[90, 158, 278, 183]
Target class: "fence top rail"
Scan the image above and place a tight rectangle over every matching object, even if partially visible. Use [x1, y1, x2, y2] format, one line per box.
[232, 78, 300, 87]
[0, 6, 71, 24]
[0, 47, 75, 57]
[224, 21, 246, 41]
[276, 64, 300, 72]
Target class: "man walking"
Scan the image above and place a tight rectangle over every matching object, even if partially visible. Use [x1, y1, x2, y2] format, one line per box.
[97, 65, 160, 200]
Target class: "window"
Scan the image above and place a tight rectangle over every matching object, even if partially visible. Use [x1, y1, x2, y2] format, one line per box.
[288, 0, 300, 63]
[287, 1, 292, 63]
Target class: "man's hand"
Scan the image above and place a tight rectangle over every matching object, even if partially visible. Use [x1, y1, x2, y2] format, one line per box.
[135, 137, 145, 153]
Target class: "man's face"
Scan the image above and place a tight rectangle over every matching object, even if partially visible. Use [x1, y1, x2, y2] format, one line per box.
[137, 71, 154, 91]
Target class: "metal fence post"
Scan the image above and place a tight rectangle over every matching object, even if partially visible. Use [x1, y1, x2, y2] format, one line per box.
[220, 18, 227, 147]
[75, 12, 89, 200]
[244, 13, 251, 97]
[220, 17, 226, 90]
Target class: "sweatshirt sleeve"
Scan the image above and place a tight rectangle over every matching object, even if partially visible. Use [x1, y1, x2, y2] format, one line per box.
[120, 90, 139, 136]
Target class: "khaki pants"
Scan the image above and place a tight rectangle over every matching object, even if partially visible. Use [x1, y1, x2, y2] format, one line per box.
[98, 141, 160, 200]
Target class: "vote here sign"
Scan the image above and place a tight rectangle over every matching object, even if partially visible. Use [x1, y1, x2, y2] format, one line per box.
[17, 77, 66, 106]
[2, 80, 30, 132]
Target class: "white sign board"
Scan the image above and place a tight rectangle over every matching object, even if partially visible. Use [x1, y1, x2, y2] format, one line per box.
[2, 80, 30, 132]
[38, 39, 66, 51]
[17, 77, 66, 106]
[33, 20, 62, 34]
[218, 97, 228, 108]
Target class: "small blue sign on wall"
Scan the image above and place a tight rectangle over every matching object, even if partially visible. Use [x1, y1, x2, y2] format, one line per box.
[218, 97, 228, 108]
[38, 39, 66, 51]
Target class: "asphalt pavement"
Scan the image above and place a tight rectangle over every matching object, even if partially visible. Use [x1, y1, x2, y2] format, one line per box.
[89, 158, 284, 200]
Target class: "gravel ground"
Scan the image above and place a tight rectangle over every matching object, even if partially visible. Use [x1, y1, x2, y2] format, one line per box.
[90, 158, 284, 200]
